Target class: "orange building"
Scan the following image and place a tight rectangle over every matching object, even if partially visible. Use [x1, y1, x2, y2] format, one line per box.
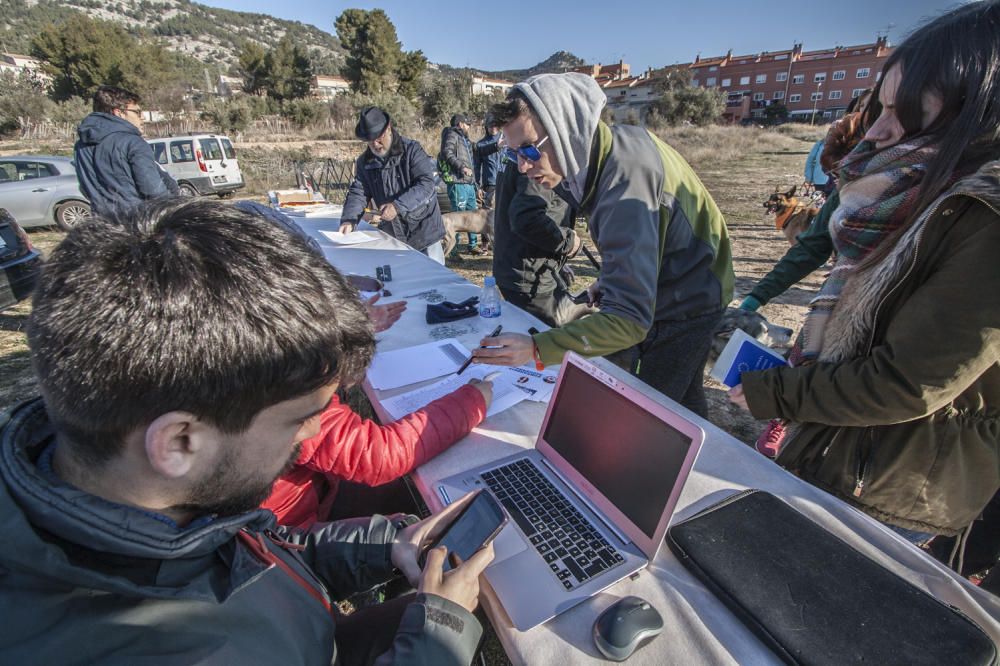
[689, 37, 891, 123]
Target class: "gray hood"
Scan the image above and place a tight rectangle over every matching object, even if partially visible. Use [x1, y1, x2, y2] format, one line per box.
[513, 73, 607, 195]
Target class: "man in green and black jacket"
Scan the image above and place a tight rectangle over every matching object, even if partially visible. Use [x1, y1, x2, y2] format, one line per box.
[473, 73, 734, 416]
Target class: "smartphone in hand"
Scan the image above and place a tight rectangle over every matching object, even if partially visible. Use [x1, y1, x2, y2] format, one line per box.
[420, 490, 508, 571]
[571, 290, 590, 305]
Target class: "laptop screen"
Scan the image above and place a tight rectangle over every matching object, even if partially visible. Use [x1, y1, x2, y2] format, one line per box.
[542, 363, 693, 539]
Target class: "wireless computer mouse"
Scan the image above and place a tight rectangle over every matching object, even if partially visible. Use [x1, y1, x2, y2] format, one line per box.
[593, 595, 664, 661]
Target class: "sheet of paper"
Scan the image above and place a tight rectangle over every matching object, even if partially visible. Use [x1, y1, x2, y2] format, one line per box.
[367, 339, 471, 390]
[320, 230, 381, 245]
[381, 364, 528, 421]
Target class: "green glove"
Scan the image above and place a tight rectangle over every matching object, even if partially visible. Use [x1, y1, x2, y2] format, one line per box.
[739, 295, 762, 311]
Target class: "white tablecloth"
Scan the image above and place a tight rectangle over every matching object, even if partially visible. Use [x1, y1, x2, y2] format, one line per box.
[298, 219, 1000, 665]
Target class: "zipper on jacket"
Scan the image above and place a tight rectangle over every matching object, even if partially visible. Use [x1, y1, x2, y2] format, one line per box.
[820, 428, 841, 459]
[853, 428, 874, 497]
[237, 530, 332, 614]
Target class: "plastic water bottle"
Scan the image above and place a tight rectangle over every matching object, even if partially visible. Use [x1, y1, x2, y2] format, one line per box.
[479, 276, 501, 318]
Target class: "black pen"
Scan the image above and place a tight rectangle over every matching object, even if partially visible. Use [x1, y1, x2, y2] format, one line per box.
[456, 324, 503, 375]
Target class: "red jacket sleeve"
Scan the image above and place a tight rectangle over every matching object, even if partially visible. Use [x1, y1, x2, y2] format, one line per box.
[296, 384, 487, 487]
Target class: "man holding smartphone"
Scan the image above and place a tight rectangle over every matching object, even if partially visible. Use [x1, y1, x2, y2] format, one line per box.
[0, 199, 492, 665]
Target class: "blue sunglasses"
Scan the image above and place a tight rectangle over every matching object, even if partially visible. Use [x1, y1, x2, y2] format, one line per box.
[503, 134, 549, 163]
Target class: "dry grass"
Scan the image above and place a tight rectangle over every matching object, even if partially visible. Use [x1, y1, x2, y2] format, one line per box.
[0, 229, 63, 408]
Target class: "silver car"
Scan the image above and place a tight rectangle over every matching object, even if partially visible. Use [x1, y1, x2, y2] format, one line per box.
[0, 156, 91, 230]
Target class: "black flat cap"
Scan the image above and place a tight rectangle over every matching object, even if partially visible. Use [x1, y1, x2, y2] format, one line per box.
[355, 106, 391, 141]
[450, 113, 470, 127]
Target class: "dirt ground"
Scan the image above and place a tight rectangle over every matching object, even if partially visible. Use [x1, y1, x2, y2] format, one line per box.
[0, 125, 825, 452]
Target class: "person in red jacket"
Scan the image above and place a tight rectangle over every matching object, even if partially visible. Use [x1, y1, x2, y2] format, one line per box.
[264, 379, 492, 528]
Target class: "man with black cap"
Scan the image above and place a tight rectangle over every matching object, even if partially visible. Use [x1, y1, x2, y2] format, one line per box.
[438, 113, 482, 255]
[342, 106, 446, 263]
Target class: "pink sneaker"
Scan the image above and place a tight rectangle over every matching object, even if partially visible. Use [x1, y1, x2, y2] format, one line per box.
[755, 419, 786, 458]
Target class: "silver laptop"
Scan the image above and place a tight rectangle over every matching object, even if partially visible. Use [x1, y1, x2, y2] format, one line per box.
[436, 352, 705, 630]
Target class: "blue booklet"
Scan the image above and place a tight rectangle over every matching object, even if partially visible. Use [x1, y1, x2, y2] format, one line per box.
[710, 329, 789, 387]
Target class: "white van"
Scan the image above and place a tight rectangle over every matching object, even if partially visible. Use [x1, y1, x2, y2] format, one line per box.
[147, 135, 245, 197]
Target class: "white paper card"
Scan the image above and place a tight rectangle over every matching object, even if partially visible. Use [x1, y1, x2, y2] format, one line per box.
[367, 339, 470, 390]
[506, 365, 559, 402]
[320, 230, 381, 245]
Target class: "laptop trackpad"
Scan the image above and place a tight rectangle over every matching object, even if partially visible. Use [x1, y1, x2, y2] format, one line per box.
[493, 523, 528, 563]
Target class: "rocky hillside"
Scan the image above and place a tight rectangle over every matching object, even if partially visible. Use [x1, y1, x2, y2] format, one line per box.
[486, 50, 587, 80]
[1, 1, 586, 83]
[0, 0, 346, 75]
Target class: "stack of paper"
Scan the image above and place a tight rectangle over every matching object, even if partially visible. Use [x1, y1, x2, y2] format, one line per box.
[381, 364, 528, 421]
[367, 338, 561, 420]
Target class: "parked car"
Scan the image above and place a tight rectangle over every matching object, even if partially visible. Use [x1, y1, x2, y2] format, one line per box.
[0, 208, 43, 312]
[0, 156, 91, 230]
[147, 134, 245, 197]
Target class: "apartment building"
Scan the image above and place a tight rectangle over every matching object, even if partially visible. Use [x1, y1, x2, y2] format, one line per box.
[689, 37, 891, 123]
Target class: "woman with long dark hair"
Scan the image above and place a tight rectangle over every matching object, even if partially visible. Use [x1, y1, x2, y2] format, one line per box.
[730, 0, 1000, 546]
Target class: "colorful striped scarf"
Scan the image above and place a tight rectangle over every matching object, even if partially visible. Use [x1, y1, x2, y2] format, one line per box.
[797, 138, 934, 361]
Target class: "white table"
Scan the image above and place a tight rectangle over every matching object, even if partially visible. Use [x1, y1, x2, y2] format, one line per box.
[299, 219, 1000, 665]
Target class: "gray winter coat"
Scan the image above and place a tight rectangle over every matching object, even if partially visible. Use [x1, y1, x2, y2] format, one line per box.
[73, 112, 171, 217]
[0, 398, 482, 664]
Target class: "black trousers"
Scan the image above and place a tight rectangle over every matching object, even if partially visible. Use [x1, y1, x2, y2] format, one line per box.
[605, 309, 722, 418]
[327, 477, 426, 522]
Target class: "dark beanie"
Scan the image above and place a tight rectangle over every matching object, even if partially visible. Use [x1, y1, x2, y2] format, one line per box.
[355, 106, 391, 140]
[450, 113, 470, 127]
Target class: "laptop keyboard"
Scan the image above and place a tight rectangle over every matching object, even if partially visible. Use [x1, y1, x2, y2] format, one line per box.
[481, 459, 625, 590]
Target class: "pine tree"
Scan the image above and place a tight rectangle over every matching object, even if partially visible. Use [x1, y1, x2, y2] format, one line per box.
[335, 9, 425, 98]
[237, 41, 270, 96]
[265, 36, 312, 101]
[31, 14, 134, 101]
[31, 13, 187, 104]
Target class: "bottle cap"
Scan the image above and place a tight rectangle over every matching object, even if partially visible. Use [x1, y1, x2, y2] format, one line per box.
[484, 276, 496, 287]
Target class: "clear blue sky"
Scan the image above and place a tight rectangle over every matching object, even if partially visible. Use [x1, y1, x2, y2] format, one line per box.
[199, 0, 961, 72]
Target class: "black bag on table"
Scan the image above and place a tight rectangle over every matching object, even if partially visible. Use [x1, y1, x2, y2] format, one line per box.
[666, 489, 998, 666]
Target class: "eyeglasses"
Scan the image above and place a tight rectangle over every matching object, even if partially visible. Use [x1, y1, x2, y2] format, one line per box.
[502, 134, 549, 163]
[120, 106, 142, 118]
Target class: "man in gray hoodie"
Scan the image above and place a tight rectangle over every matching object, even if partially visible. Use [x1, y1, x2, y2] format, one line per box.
[473, 73, 733, 417]
[0, 199, 493, 664]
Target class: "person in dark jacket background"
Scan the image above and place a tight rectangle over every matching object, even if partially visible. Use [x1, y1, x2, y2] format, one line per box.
[73, 86, 174, 217]
[341, 107, 446, 264]
[0, 198, 493, 664]
[473, 117, 502, 209]
[439, 113, 482, 254]
[492, 155, 590, 327]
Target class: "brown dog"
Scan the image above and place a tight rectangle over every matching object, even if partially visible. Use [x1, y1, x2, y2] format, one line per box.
[763, 185, 819, 245]
[442, 209, 495, 256]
